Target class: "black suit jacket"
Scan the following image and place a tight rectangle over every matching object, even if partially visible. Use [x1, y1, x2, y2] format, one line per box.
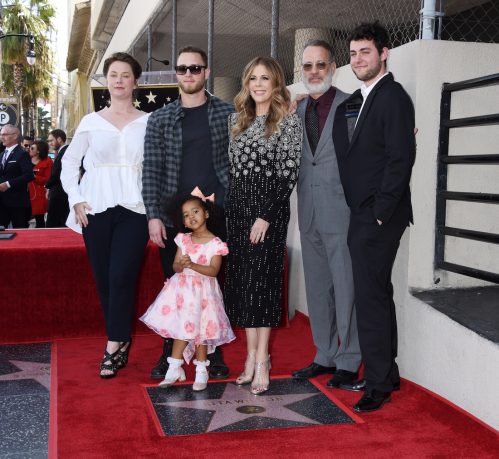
[333, 73, 416, 224]
[45, 145, 69, 199]
[0, 144, 34, 208]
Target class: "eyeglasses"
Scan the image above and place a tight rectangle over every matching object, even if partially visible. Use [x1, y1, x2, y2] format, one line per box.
[302, 61, 330, 72]
[23, 144, 31, 149]
[174, 65, 207, 75]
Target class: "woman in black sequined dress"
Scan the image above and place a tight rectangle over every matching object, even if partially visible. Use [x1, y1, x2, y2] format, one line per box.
[224, 56, 302, 395]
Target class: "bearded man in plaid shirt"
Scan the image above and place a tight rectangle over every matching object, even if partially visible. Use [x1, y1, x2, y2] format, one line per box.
[142, 46, 234, 380]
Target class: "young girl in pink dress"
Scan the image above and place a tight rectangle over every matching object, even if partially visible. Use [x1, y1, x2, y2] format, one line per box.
[140, 190, 235, 391]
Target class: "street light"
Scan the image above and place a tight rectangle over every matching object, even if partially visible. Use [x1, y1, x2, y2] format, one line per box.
[0, 31, 36, 65]
[145, 56, 169, 72]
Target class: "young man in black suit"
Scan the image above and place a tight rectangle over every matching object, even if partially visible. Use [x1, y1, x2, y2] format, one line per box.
[333, 22, 416, 413]
[0, 124, 34, 228]
[46, 129, 70, 227]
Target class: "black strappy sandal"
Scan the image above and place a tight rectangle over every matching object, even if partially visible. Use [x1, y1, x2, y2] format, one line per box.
[100, 348, 119, 379]
[114, 339, 132, 370]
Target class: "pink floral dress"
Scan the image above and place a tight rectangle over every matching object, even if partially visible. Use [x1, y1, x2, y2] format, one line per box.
[140, 233, 235, 362]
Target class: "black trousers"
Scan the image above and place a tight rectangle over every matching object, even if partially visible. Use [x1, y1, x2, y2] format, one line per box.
[0, 202, 30, 228]
[46, 196, 70, 228]
[83, 206, 149, 342]
[347, 213, 408, 393]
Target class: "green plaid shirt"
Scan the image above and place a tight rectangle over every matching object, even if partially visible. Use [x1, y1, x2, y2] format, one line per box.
[142, 92, 234, 225]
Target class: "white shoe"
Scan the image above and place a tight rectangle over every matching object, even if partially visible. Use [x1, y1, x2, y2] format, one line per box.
[192, 359, 210, 391]
[158, 357, 186, 388]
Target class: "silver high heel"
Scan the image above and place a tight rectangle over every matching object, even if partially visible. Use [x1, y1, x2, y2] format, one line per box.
[236, 353, 256, 385]
[250, 356, 271, 395]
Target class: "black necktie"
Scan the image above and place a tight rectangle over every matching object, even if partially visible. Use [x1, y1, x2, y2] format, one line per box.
[306, 99, 319, 155]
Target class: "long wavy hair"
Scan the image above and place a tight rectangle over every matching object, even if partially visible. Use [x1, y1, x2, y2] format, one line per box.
[232, 56, 290, 139]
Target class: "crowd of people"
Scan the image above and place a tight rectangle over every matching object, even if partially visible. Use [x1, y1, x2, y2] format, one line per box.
[1, 20, 416, 415]
[0, 128, 70, 229]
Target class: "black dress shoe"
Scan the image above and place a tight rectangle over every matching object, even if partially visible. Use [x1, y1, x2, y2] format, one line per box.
[292, 362, 336, 379]
[326, 370, 359, 391]
[150, 338, 173, 379]
[353, 390, 391, 413]
[208, 347, 229, 380]
[349, 380, 399, 392]
[351, 379, 367, 391]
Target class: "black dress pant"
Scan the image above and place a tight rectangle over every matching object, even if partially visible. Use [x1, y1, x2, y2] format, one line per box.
[347, 213, 408, 393]
[0, 201, 31, 228]
[46, 196, 70, 228]
[83, 206, 149, 342]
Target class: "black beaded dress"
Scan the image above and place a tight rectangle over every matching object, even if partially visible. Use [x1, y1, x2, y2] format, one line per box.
[224, 113, 302, 327]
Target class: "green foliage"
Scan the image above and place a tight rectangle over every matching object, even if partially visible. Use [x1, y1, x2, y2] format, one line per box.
[1, 0, 55, 100]
[37, 105, 51, 139]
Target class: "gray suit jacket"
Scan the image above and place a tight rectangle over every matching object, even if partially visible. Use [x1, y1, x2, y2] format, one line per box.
[296, 88, 350, 234]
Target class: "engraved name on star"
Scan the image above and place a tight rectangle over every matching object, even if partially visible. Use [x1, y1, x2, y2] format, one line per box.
[156, 382, 320, 432]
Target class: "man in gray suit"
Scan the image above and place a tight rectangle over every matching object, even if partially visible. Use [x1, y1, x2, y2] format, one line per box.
[292, 40, 362, 390]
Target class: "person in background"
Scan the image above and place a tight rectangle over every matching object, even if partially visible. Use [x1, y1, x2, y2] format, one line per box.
[224, 56, 302, 395]
[28, 140, 53, 228]
[142, 45, 233, 381]
[0, 124, 34, 228]
[61, 52, 150, 378]
[46, 129, 70, 227]
[22, 136, 34, 153]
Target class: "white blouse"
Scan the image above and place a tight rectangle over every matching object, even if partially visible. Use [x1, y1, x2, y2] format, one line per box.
[61, 111, 150, 233]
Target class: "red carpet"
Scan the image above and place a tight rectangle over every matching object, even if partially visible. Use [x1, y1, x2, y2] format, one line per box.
[54, 313, 499, 458]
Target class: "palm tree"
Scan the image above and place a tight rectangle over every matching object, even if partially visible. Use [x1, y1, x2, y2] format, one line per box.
[1, 0, 55, 136]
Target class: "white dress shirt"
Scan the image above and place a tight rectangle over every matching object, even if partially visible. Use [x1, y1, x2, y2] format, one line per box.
[61, 111, 150, 233]
[355, 72, 389, 127]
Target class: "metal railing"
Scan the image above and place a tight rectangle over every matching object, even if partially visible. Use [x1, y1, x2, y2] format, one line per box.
[435, 73, 499, 284]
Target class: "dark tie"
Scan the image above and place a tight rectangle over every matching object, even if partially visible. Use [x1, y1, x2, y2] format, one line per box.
[1, 151, 8, 169]
[306, 99, 320, 155]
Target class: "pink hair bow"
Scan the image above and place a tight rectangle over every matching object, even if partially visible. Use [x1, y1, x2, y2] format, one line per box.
[191, 186, 215, 203]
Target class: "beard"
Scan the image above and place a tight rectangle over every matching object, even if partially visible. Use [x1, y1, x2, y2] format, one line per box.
[302, 71, 333, 96]
[178, 78, 206, 95]
[352, 60, 383, 82]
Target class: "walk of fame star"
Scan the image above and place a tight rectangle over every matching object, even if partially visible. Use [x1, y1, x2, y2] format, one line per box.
[147, 378, 354, 436]
[0, 360, 51, 390]
[145, 91, 157, 103]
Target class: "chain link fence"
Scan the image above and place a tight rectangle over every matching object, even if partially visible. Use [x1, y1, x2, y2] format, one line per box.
[130, 0, 499, 101]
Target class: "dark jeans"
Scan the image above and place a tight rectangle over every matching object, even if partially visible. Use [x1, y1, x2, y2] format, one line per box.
[83, 206, 149, 342]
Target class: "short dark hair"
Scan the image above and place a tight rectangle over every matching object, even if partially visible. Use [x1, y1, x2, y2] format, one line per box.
[103, 52, 142, 79]
[22, 136, 34, 142]
[348, 21, 391, 54]
[302, 39, 335, 62]
[33, 140, 49, 160]
[178, 46, 208, 66]
[49, 129, 66, 143]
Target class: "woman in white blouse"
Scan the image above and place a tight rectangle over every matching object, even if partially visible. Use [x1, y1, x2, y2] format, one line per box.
[61, 53, 150, 378]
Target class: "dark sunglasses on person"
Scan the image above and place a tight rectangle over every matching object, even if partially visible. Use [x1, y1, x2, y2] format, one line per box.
[23, 144, 31, 149]
[174, 65, 207, 75]
[302, 61, 329, 72]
